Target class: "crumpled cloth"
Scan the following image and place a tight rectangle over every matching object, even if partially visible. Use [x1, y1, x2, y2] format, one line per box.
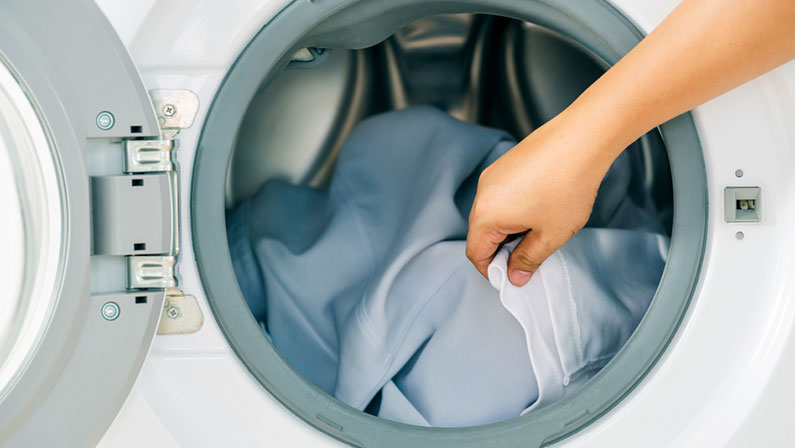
[227, 106, 667, 426]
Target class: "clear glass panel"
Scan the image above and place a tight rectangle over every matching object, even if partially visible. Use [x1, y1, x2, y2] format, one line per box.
[0, 58, 64, 399]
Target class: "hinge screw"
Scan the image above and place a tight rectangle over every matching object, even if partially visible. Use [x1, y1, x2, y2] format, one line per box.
[162, 104, 177, 118]
[102, 302, 120, 321]
[96, 111, 115, 130]
[166, 305, 182, 319]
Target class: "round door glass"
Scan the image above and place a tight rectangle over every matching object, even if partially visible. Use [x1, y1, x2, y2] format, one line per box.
[0, 58, 65, 400]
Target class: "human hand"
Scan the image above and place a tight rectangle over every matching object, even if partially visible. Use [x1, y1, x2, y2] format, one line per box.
[467, 0, 795, 286]
[466, 112, 616, 287]
[466, 0, 795, 288]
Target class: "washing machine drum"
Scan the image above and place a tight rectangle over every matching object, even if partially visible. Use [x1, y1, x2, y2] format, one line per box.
[193, 0, 706, 447]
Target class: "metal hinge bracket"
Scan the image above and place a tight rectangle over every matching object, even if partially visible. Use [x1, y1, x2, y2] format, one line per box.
[119, 90, 199, 292]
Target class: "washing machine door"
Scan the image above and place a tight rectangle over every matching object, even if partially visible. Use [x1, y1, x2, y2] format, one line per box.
[0, 1, 168, 447]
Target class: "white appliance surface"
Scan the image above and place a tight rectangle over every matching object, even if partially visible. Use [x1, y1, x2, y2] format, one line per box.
[91, 0, 795, 446]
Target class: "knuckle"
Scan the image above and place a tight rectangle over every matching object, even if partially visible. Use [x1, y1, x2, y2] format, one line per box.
[535, 236, 556, 256]
[468, 199, 487, 223]
[577, 213, 590, 230]
[513, 251, 543, 269]
[477, 166, 493, 183]
[465, 245, 475, 261]
[486, 229, 506, 244]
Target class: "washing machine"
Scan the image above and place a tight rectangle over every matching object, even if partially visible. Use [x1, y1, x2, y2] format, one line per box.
[1, 0, 794, 446]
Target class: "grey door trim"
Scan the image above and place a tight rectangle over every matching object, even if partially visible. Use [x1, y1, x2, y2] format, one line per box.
[0, 1, 164, 446]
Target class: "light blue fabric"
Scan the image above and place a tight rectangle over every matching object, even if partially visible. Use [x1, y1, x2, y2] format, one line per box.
[227, 106, 667, 426]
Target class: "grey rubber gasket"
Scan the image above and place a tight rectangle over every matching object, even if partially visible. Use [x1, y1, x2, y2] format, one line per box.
[192, 1, 707, 446]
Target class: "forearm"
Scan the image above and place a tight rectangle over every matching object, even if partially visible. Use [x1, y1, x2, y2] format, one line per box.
[562, 0, 795, 167]
[469, 0, 794, 284]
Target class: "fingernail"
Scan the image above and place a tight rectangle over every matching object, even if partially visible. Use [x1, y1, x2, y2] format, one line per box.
[509, 269, 533, 286]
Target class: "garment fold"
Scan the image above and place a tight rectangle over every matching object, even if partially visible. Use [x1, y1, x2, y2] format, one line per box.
[227, 106, 667, 426]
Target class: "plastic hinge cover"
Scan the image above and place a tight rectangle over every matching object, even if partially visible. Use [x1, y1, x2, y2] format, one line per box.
[91, 173, 175, 256]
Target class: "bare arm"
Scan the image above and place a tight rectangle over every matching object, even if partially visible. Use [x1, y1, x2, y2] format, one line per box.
[466, 0, 795, 286]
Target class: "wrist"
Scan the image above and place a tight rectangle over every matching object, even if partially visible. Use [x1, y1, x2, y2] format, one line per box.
[546, 102, 629, 176]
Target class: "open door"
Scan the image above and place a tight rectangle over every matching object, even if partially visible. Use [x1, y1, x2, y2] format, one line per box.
[0, 1, 172, 446]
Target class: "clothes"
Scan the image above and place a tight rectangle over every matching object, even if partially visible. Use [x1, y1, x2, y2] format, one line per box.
[227, 106, 667, 427]
[489, 230, 668, 413]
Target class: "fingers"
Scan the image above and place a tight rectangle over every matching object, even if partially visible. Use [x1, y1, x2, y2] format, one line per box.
[507, 231, 550, 287]
[465, 223, 506, 278]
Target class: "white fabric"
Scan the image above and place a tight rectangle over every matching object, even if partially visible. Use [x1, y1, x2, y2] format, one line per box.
[488, 229, 668, 413]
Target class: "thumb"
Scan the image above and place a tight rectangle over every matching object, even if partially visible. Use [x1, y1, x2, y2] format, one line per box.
[507, 231, 551, 287]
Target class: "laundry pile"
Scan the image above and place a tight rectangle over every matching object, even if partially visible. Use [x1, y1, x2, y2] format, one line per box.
[227, 107, 668, 427]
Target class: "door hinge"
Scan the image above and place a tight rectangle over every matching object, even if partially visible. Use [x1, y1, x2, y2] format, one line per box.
[150, 89, 199, 136]
[92, 90, 198, 295]
[127, 255, 177, 289]
[157, 288, 204, 335]
[123, 139, 174, 173]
